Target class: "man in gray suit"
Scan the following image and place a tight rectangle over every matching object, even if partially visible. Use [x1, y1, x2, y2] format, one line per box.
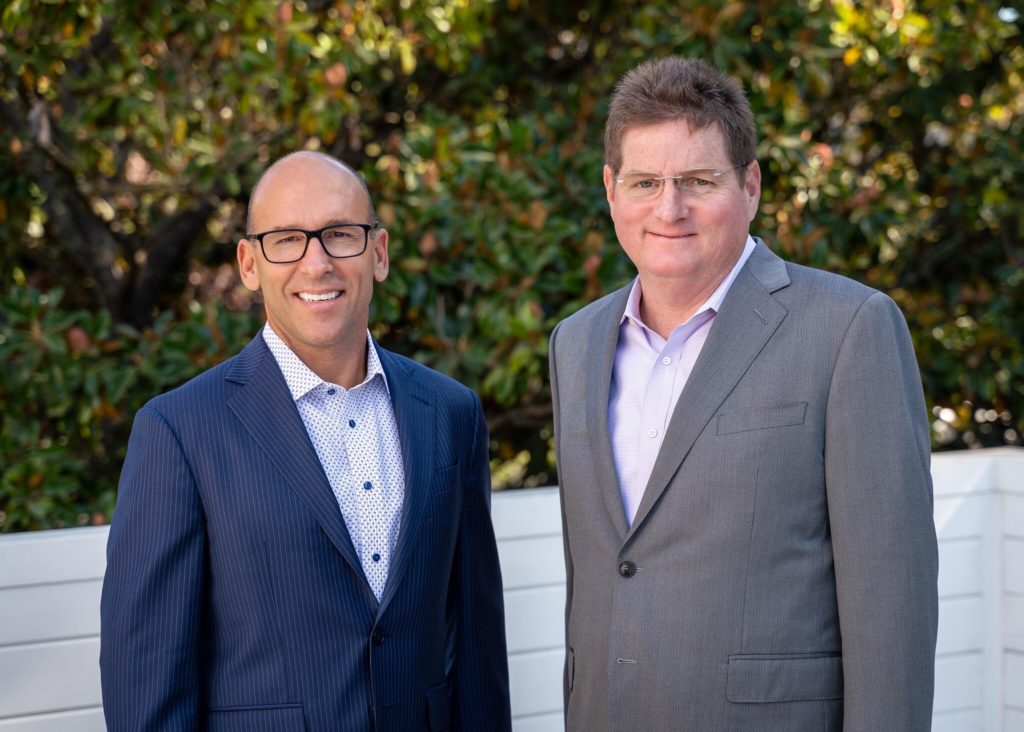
[549, 56, 938, 731]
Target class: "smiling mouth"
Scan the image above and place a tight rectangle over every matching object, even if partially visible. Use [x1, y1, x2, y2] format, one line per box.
[649, 231, 694, 238]
[297, 291, 341, 302]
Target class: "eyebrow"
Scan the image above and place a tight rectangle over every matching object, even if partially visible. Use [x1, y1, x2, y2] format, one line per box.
[621, 167, 724, 175]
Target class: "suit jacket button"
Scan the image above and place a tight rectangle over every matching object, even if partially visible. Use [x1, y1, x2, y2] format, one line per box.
[618, 560, 636, 578]
[372, 628, 385, 646]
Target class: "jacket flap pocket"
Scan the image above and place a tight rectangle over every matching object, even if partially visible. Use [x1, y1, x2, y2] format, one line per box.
[717, 402, 808, 436]
[426, 681, 451, 731]
[205, 704, 306, 731]
[727, 654, 842, 703]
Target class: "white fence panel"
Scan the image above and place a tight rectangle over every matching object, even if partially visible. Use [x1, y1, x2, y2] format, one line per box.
[1, 449, 1023, 730]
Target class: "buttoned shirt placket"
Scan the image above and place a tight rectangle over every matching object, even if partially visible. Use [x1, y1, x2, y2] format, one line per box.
[263, 326, 405, 602]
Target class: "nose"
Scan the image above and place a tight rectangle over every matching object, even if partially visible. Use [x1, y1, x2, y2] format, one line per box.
[653, 182, 690, 222]
[297, 234, 333, 274]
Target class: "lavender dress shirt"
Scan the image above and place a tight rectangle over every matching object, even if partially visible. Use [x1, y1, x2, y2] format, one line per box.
[609, 236, 756, 525]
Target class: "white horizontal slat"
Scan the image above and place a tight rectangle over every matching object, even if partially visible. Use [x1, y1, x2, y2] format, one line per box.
[1006, 538, 1024, 595]
[0, 638, 101, 718]
[931, 454, 996, 497]
[1007, 596, 1024, 652]
[509, 648, 563, 719]
[1006, 495, 1024, 539]
[929, 708, 983, 732]
[0, 581, 102, 647]
[1007, 651, 1024, 709]
[0, 706, 105, 731]
[936, 596, 984, 656]
[492, 488, 561, 540]
[934, 494, 987, 540]
[512, 712, 563, 732]
[0, 527, 108, 588]
[933, 653, 983, 713]
[937, 539, 983, 598]
[504, 585, 564, 655]
[498, 535, 566, 590]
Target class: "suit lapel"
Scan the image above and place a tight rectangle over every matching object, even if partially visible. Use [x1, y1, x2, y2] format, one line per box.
[586, 285, 633, 541]
[226, 335, 365, 581]
[375, 348, 434, 614]
[627, 242, 790, 539]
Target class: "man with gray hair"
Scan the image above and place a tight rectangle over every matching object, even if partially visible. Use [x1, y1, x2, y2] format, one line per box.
[550, 57, 938, 731]
[101, 151, 511, 731]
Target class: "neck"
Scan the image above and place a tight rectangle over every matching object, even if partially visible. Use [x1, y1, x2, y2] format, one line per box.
[306, 339, 369, 389]
[269, 322, 370, 389]
[637, 274, 724, 340]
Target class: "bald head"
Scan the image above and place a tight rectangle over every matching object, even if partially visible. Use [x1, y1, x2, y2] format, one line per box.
[246, 151, 376, 234]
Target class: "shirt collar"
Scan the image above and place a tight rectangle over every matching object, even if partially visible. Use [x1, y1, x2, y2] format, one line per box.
[621, 234, 758, 328]
[262, 323, 390, 401]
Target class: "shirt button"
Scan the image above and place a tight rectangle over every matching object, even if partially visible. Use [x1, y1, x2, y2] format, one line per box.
[648, 428, 658, 438]
[327, 388, 336, 395]
[363, 481, 373, 490]
[662, 356, 672, 365]
[372, 552, 381, 562]
[348, 419, 356, 428]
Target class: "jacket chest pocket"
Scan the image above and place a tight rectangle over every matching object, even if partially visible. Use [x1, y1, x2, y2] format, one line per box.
[431, 462, 460, 496]
[716, 402, 808, 436]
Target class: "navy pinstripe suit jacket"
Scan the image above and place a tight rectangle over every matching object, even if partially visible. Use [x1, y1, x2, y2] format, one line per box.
[100, 333, 511, 732]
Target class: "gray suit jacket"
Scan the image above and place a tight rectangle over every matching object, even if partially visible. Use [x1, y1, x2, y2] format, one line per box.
[549, 240, 938, 732]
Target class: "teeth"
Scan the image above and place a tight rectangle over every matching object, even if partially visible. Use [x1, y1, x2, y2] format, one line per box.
[298, 291, 340, 302]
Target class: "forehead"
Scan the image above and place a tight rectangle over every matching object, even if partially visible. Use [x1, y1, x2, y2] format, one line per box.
[619, 120, 729, 170]
[250, 158, 370, 229]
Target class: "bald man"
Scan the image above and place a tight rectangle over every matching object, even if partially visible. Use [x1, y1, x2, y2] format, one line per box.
[100, 152, 511, 732]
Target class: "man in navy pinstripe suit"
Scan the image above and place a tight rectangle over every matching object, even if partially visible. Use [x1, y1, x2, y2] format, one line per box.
[100, 151, 512, 731]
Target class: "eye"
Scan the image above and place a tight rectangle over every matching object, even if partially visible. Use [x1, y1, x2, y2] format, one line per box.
[323, 227, 357, 241]
[685, 176, 715, 187]
[267, 232, 303, 246]
[627, 176, 659, 190]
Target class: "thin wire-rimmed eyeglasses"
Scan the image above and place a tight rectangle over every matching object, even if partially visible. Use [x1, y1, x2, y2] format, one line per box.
[615, 163, 749, 199]
[246, 222, 380, 263]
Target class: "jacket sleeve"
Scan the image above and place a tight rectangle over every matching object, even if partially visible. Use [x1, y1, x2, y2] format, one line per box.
[447, 393, 512, 731]
[100, 405, 206, 731]
[824, 292, 938, 731]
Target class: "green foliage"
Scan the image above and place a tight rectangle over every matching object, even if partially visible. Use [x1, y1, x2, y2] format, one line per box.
[1, 0, 1021, 530]
[0, 285, 259, 531]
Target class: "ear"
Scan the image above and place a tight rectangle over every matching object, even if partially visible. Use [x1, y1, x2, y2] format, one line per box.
[371, 227, 389, 283]
[237, 238, 261, 291]
[603, 164, 617, 208]
[743, 160, 762, 222]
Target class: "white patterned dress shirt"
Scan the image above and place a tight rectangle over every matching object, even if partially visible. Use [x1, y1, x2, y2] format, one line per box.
[263, 324, 405, 601]
[609, 236, 756, 525]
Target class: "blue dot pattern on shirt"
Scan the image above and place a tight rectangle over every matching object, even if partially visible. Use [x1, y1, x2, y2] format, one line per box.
[263, 325, 406, 602]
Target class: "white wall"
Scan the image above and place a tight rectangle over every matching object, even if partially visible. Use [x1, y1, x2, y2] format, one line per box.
[931, 448, 1024, 732]
[1, 448, 1022, 731]
[0, 527, 107, 731]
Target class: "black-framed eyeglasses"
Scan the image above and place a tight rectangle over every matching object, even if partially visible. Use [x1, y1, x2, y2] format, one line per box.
[246, 223, 380, 263]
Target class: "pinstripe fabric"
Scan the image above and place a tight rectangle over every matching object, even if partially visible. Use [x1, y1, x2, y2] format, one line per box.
[551, 240, 938, 732]
[100, 335, 511, 732]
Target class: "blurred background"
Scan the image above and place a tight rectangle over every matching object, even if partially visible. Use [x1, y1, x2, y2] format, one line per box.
[1, 0, 1021, 532]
